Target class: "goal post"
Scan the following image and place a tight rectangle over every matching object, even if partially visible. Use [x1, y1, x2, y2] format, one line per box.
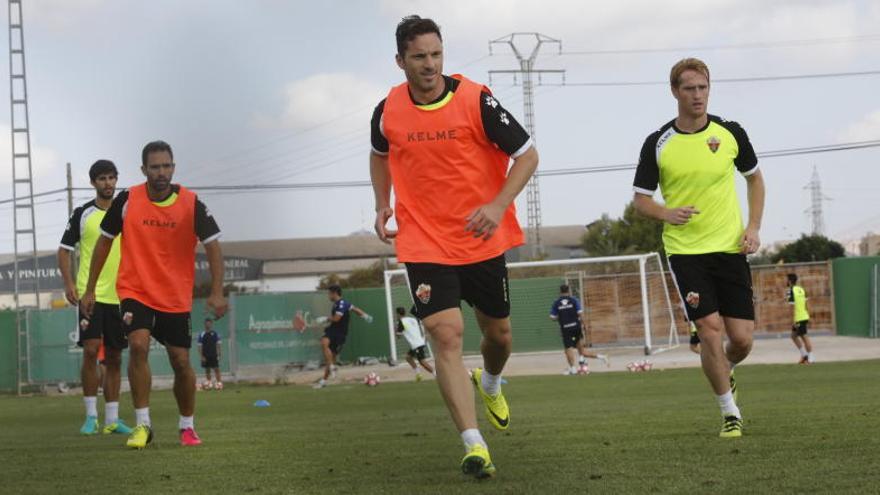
[383, 252, 681, 362]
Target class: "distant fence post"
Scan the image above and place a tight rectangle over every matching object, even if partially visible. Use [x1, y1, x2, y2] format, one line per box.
[228, 292, 238, 382]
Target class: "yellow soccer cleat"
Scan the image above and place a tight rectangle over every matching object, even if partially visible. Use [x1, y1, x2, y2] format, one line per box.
[460, 443, 496, 479]
[125, 424, 153, 449]
[470, 368, 509, 431]
[719, 416, 743, 438]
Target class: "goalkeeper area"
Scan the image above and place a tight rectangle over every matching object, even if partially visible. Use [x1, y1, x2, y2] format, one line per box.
[383, 253, 680, 362]
[2, 359, 877, 493]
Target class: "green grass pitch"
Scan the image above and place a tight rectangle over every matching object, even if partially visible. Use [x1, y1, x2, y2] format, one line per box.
[1, 360, 877, 494]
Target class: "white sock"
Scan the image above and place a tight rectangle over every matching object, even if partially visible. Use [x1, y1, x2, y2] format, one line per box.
[460, 428, 486, 449]
[135, 407, 151, 427]
[578, 356, 586, 365]
[570, 366, 578, 374]
[179, 415, 194, 430]
[807, 352, 813, 361]
[105, 401, 119, 424]
[798, 347, 807, 357]
[481, 370, 501, 396]
[716, 391, 741, 418]
[84, 396, 98, 417]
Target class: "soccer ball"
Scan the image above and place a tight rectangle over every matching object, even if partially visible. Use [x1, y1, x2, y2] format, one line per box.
[577, 363, 590, 375]
[364, 372, 381, 387]
[200, 380, 213, 391]
[215, 381, 224, 391]
[641, 360, 653, 371]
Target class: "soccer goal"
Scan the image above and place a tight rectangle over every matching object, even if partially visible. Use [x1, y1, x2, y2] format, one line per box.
[383, 252, 681, 362]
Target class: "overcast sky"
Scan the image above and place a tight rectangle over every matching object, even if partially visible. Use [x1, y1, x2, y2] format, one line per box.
[1, 0, 879, 255]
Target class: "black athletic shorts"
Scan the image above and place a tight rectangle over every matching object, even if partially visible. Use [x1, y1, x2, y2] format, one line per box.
[323, 330, 347, 355]
[202, 356, 219, 369]
[792, 320, 808, 336]
[560, 326, 582, 349]
[407, 345, 428, 361]
[668, 253, 754, 322]
[78, 301, 127, 350]
[405, 255, 510, 320]
[120, 298, 193, 348]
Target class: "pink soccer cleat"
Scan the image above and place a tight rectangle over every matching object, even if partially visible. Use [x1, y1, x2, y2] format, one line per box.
[180, 427, 202, 446]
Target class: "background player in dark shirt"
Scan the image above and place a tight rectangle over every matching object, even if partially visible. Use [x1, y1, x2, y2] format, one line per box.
[549, 285, 609, 374]
[198, 318, 223, 390]
[313, 285, 372, 389]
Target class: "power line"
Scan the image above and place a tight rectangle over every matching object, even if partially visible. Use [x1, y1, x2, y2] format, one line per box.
[2, 139, 877, 204]
[559, 33, 880, 56]
[543, 69, 880, 87]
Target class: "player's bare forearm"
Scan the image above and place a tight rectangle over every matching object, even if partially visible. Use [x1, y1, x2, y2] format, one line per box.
[633, 193, 667, 222]
[745, 169, 765, 231]
[205, 240, 225, 296]
[57, 248, 78, 305]
[57, 248, 73, 286]
[204, 240, 229, 318]
[466, 147, 538, 239]
[370, 152, 392, 211]
[740, 170, 765, 253]
[633, 193, 700, 225]
[370, 152, 398, 242]
[491, 146, 538, 209]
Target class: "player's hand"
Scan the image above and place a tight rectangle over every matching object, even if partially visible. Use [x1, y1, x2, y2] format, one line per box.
[79, 290, 96, 317]
[207, 292, 228, 319]
[374, 206, 397, 244]
[741, 227, 760, 254]
[465, 202, 504, 240]
[663, 206, 700, 225]
[363, 314, 374, 324]
[64, 282, 79, 306]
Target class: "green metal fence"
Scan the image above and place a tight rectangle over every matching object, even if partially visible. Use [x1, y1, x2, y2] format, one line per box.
[832, 256, 880, 338]
[0, 311, 17, 392]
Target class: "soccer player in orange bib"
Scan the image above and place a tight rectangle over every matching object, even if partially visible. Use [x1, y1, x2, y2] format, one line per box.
[81, 140, 228, 449]
[370, 16, 538, 478]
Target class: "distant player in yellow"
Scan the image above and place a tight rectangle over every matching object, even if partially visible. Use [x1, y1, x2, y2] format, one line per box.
[786, 273, 814, 364]
[57, 160, 132, 436]
[633, 58, 765, 438]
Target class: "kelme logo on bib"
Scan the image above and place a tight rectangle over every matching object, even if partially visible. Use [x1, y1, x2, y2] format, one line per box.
[415, 283, 432, 304]
[707, 136, 720, 153]
[686, 291, 700, 309]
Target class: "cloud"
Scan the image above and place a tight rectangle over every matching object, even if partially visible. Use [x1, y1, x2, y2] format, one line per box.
[838, 109, 880, 142]
[24, 0, 107, 31]
[379, 0, 869, 67]
[255, 73, 387, 131]
[0, 125, 63, 191]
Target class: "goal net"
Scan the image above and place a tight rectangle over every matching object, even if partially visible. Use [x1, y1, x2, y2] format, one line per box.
[382, 252, 680, 361]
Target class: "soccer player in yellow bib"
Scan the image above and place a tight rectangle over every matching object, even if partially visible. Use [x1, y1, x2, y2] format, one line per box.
[786, 273, 814, 364]
[632, 58, 765, 438]
[58, 160, 132, 436]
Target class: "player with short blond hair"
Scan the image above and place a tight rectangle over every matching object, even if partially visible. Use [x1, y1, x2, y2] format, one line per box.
[633, 57, 765, 438]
